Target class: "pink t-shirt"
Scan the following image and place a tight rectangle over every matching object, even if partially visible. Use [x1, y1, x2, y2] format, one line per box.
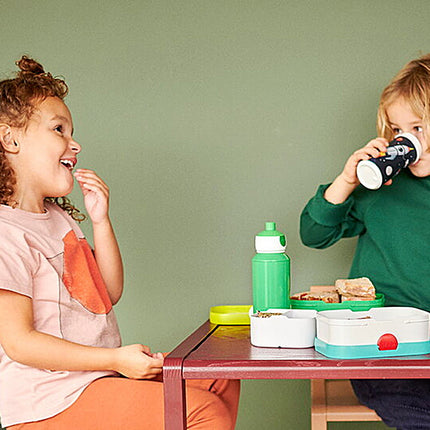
[0, 203, 121, 427]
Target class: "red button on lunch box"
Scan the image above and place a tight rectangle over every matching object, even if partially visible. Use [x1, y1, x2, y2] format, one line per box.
[377, 333, 398, 350]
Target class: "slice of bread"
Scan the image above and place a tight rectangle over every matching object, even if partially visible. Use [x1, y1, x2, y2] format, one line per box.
[335, 277, 376, 300]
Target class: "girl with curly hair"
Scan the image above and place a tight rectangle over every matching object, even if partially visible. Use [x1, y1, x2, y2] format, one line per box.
[0, 56, 239, 430]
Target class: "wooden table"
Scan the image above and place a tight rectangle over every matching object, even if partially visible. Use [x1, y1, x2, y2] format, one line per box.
[163, 321, 430, 430]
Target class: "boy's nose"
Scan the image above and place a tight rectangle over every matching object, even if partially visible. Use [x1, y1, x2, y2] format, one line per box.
[416, 137, 429, 153]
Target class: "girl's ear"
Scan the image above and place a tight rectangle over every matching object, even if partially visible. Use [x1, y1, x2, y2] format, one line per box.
[0, 124, 19, 154]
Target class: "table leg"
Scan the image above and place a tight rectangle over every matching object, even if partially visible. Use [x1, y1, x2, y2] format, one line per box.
[163, 321, 219, 430]
[164, 356, 187, 430]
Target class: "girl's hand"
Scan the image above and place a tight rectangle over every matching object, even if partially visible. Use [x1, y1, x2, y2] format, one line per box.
[113, 344, 164, 380]
[339, 138, 390, 186]
[74, 169, 110, 224]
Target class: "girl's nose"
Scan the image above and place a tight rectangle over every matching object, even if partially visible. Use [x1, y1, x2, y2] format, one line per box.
[70, 139, 81, 154]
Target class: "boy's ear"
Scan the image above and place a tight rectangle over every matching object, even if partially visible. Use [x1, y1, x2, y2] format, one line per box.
[0, 124, 19, 153]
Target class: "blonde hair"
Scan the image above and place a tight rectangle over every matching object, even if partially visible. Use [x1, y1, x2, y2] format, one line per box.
[0, 56, 85, 221]
[377, 54, 430, 141]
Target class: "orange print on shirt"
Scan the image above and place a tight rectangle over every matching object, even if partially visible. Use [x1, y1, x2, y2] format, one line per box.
[62, 230, 112, 314]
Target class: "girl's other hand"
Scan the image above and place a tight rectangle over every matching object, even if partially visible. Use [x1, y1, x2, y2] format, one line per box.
[74, 169, 110, 224]
[113, 344, 164, 380]
[340, 138, 389, 186]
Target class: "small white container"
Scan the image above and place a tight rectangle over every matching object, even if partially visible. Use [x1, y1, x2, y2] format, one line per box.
[315, 307, 430, 359]
[250, 309, 317, 348]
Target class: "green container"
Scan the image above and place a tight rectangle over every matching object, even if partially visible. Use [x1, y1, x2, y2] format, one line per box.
[252, 222, 290, 312]
[290, 293, 385, 311]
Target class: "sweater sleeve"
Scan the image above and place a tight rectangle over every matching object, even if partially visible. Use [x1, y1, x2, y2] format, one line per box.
[300, 184, 366, 249]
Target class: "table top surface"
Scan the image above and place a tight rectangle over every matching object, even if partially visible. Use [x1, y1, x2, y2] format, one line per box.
[172, 322, 430, 380]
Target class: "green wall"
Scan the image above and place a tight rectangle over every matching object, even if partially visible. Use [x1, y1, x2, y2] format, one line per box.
[3, 1, 430, 428]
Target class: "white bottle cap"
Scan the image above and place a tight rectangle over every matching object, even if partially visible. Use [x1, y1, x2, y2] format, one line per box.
[356, 159, 383, 190]
[255, 222, 287, 253]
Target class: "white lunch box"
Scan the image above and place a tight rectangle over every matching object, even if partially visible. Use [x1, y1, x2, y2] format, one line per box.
[315, 307, 430, 359]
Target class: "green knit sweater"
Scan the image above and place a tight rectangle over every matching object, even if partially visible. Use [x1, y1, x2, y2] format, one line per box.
[300, 170, 430, 311]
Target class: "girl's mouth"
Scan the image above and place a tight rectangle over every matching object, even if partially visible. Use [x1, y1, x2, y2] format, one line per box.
[59, 158, 77, 171]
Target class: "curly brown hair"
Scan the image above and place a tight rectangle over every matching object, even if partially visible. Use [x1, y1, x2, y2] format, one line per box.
[0, 55, 85, 222]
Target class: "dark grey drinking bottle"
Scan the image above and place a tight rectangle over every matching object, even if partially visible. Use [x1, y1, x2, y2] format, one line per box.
[356, 133, 422, 190]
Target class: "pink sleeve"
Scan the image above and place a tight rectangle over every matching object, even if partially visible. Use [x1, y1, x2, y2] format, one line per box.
[0, 230, 37, 298]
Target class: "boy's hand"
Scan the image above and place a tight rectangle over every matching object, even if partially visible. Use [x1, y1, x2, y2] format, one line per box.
[340, 138, 389, 186]
[74, 169, 110, 224]
[324, 138, 390, 204]
[113, 344, 164, 380]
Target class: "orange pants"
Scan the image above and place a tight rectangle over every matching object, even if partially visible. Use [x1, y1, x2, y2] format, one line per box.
[8, 376, 240, 430]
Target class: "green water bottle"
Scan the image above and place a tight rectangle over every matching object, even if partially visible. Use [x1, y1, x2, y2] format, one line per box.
[252, 222, 290, 312]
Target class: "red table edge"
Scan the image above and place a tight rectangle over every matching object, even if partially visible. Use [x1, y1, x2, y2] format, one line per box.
[182, 359, 430, 379]
[163, 321, 216, 430]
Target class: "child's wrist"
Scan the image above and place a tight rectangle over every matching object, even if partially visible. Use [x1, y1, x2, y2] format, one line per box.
[108, 347, 121, 373]
[91, 216, 111, 229]
[338, 171, 359, 187]
[324, 175, 357, 204]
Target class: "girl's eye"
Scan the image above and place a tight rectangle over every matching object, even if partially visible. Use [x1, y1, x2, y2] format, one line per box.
[54, 125, 63, 133]
[414, 126, 423, 133]
[392, 127, 402, 134]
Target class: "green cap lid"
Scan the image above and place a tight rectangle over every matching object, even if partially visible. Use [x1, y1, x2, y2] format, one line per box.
[266, 222, 276, 231]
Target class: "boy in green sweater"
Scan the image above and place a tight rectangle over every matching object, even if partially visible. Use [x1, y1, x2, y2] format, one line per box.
[300, 54, 430, 429]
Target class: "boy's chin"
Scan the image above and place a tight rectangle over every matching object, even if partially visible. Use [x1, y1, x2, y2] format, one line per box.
[409, 167, 430, 178]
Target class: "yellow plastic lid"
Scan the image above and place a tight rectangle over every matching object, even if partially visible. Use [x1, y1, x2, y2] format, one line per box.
[209, 305, 252, 325]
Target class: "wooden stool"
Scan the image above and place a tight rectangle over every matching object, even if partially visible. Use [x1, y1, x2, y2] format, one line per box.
[311, 379, 382, 430]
